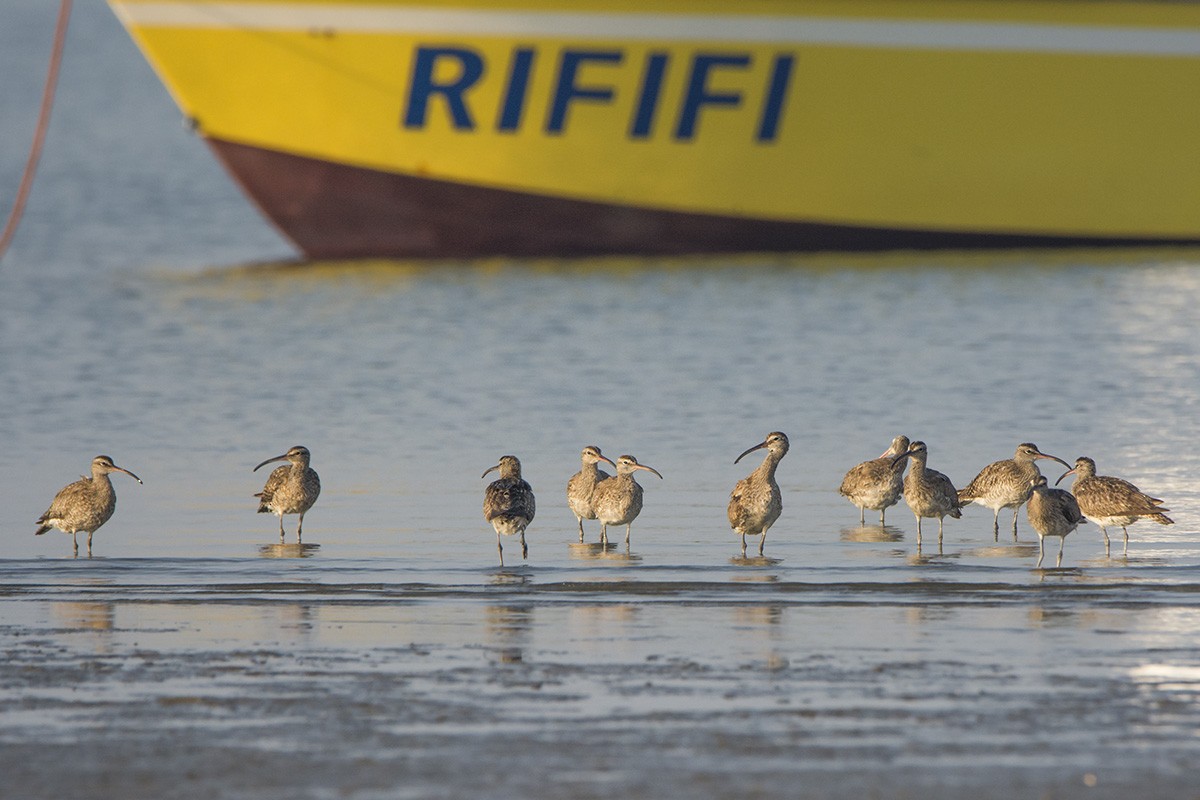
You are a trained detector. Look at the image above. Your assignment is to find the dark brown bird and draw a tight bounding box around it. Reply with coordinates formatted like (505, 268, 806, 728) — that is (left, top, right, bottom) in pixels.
(728, 432, 789, 557)
(592, 454, 662, 547)
(566, 445, 616, 542)
(254, 445, 321, 543)
(1026, 475, 1084, 568)
(35, 455, 143, 556)
(892, 441, 961, 550)
(483, 455, 535, 566)
(838, 435, 909, 525)
(1056, 456, 1173, 556)
(958, 443, 1071, 541)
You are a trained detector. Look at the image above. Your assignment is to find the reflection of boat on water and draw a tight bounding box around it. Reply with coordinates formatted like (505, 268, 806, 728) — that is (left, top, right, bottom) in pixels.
(108, 0, 1200, 260)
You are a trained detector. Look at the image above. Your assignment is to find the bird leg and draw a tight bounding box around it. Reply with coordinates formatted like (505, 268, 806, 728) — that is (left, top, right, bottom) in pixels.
(915, 516, 923, 548)
(520, 530, 528, 560)
(859, 506, 866, 526)
(1101, 527, 1111, 557)
(87, 531, 94, 557)
(577, 518, 584, 543)
(1011, 508, 1020, 541)
(1037, 537, 1045, 569)
(497, 534, 504, 567)
(72, 532, 79, 556)
(740, 532, 748, 558)
(278, 515, 285, 543)
(879, 508, 886, 526)
(297, 513, 304, 543)
(600, 525, 608, 545)
(937, 518, 944, 554)
(624, 524, 632, 547)
(1122, 527, 1129, 557)
(992, 509, 1000, 542)
(1057, 538, 1065, 568)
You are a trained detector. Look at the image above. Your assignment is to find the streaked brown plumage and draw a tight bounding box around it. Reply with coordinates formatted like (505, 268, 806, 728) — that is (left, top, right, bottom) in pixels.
(1027, 475, 1084, 568)
(728, 431, 789, 557)
(483, 455, 535, 566)
(592, 454, 662, 547)
(838, 435, 909, 525)
(958, 443, 1071, 541)
(254, 445, 321, 543)
(566, 445, 616, 542)
(35, 455, 143, 556)
(1056, 456, 1173, 556)
(893, 441, 961, 550)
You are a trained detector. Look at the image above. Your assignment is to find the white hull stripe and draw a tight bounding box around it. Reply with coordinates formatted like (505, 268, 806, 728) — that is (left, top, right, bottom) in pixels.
(110, 2, 1200, 57)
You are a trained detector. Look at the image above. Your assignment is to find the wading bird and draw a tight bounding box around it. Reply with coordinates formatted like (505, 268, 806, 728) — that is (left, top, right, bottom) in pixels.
(1056, 456, 1173, 556)
(254, 445, 321, 542)
(592, 454, 662, 547)
(1026, 475, 1084, 568)
(958, 443, 1071, 540)
(35, 455, 143, 557)
(893, 441, 961, 550)
(728, 432, 789, 557)
(567, 445, 616, 542)
(483, 455, 536, 566)
(838, 435, 909, 525)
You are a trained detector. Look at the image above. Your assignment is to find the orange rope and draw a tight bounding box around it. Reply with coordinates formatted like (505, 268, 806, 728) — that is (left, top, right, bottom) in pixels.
(0, 0, 73, 262)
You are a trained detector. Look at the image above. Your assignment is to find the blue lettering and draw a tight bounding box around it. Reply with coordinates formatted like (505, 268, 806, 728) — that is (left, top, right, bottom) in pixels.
(756, 55, 794, 143)
(546, 50, 622, 135)
(630, 52, 669, 139)
(404, 47, 485, 131)
(675, 54, 750, 140)
(497, 48, 536, 133)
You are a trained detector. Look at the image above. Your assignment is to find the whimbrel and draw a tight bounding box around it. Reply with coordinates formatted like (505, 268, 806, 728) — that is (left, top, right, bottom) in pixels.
(591, 454, 662, 547)
(838, 435, 909, 525)
(1026, 475, 1084, 568)
(254, 445, 321, 543)
(1056, 456, 1173, 556)
(958, 443, 1071, 541)
(483, 455, 536, 566)
(35, 455, 143, 556)
(566, 445, 616, 542)
(892, 441, 961, 550)
(728, 431, 789, 557)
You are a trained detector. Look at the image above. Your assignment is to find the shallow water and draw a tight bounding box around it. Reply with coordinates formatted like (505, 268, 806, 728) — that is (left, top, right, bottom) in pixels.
(3, 2, 1200, 798)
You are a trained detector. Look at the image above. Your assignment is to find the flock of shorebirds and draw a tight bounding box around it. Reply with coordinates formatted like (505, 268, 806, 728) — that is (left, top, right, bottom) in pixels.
(33, 434, 1175, 567)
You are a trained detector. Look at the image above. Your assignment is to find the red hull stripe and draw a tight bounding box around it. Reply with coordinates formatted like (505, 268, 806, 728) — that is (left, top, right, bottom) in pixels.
(208, 138, 1198, 259)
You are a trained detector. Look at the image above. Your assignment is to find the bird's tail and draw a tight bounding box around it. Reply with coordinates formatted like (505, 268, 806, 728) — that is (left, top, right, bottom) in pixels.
(1151, 513, 1174, 526)
(255, 491, 272, 514)
(34, 524, 49, 536)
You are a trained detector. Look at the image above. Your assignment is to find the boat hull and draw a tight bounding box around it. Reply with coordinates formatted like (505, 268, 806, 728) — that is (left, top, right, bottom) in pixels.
(110, 1, 1200, 259)
(210, 137, 1187, 259)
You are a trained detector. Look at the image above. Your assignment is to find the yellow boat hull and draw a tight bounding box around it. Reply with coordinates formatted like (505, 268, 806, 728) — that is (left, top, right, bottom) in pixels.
(110, 0, 1200, 258)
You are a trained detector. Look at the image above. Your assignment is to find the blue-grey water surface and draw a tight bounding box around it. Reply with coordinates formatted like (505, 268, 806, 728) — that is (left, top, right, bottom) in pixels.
(2, 2, 1200, 798)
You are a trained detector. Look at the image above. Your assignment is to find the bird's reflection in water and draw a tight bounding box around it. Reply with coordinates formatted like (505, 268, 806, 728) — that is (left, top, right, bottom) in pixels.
(1034, 566, 1085, 583)
(905, 547, 961, 565)
(840, 524, 905, 543)
(258, 543, 321, 558)
(52, 601, 114, 632)
(51, 602, 116, 654)
(485, 604, 534, 664)
(730, 555, 782, 568)
(567, 542, 643, 563)
(489, 569, 533, 587)
(964, 544, 1040, 560)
